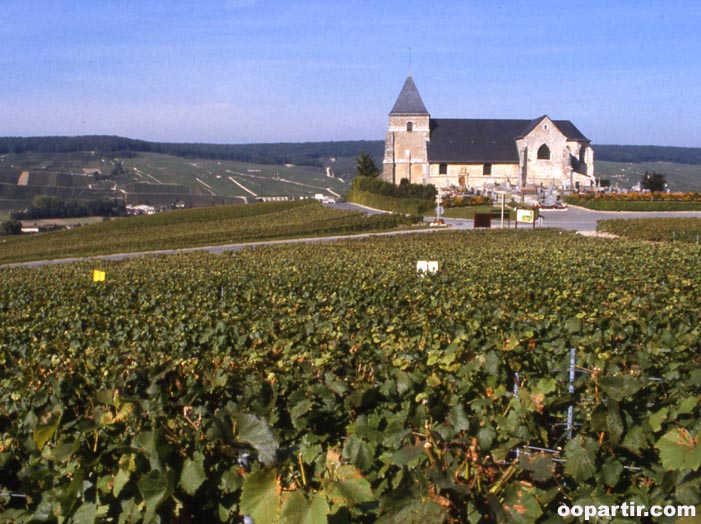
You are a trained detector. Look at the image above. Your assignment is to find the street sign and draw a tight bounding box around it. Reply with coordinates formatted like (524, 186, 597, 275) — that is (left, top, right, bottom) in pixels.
(435, 205, 444, 216)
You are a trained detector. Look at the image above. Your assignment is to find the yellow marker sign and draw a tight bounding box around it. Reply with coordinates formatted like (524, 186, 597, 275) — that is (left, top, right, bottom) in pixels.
(92, 270, 106, 282)
(516, 209, 535, 224)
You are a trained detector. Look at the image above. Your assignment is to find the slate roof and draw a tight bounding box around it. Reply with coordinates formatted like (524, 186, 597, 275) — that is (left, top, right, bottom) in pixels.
(516, 116, 589, 141)
(428, 118, 589, 163)
(548, 120, 589, 142)
(389, 76, 429, 115)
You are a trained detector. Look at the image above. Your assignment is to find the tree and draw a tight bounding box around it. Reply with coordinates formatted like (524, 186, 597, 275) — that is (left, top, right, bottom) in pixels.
(1, 219, 22, 235)
(640, 171, 667, 192)
(355, 152, 380, 178)
(31, 195, 65, 218)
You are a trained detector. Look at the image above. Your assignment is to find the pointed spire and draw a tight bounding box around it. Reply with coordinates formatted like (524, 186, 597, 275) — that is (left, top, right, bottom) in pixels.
(389, 76, 429, 115)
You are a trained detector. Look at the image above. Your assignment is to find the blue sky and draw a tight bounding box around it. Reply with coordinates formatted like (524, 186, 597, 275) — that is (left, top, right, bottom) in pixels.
(1, 1, 700, 146)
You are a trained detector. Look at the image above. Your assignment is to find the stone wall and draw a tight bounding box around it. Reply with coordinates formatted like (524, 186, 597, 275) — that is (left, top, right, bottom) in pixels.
(516, 117, 570, 186)
(382, 115, 430, 185)
(428, 163, 519, 189)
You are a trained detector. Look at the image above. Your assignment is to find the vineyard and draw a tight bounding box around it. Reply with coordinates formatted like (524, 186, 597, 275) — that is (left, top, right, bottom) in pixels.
(1, 230, 700, 523)
(597, 217, 701, 244)
(0, 200, 420, 265)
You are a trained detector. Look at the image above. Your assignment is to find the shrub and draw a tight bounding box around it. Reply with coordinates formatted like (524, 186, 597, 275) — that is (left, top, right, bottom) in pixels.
(0, 219, 22, 235)
(351, 176, 436, 201)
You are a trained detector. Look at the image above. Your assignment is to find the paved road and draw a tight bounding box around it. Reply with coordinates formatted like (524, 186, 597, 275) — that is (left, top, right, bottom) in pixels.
(336, 202, 701, 232)
(2, 226, 448, 269)
(538, 207, 701, 231)
(5, 204, 701, 268)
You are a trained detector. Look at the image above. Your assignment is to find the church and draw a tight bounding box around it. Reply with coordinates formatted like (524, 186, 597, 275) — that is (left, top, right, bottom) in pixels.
(382, 76, 595, 191)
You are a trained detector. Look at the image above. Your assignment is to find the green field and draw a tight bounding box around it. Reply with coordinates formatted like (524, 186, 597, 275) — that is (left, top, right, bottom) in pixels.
(596, 160, 701, 191)
(2, 230, 700, 522)
(0, 200, 419, 265)
(0, 151, 349, 204)
(120, 153, 348, 199)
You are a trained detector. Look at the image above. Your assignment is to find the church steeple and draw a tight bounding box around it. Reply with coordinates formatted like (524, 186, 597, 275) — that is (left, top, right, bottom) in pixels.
(389, 76, 429, 115)
(383, 76, 431, 185)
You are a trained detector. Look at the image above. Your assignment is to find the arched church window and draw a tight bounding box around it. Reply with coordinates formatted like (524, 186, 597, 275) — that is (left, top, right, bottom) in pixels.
(407, 122, 413, 132)
(579, 147, 586, 163)
(537, 144, 551, 160)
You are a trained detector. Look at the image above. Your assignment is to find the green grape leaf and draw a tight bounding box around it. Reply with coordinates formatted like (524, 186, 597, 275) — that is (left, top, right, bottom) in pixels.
(33, 410, 61, 451)
(502, 481, 543, 524)
(137, 469, 173, 523)
(563, 435, 598, 482)
(375, 498, 450, 524)
(71, 502, 97, 524)
(598, 375, 642, 401)
(180, 455, 206, 496)
(657, 428, 701, 471)
(280, 491, 329, 524)
(236, 413, 279, 466)
(325, 465, 374, 507)
(240, 468, 280, 524)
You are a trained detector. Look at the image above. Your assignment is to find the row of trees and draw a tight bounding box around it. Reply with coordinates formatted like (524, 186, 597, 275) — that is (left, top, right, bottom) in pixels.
(11, 195, 127, 220)
(3, 136, 701, 166)
(0, 136, 386, 168)
(595, 145, 701, 165)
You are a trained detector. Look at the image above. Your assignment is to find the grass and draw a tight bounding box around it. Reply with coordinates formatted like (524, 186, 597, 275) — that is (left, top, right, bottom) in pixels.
(566, 199, 701, 211)
(0, 200, 421, 265)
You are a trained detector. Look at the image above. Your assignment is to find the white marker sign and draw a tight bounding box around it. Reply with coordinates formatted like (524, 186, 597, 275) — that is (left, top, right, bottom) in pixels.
(416, 261, 439, 274)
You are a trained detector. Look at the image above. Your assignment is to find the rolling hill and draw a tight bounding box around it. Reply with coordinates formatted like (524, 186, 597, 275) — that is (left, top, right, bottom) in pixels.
(1, 136, 700, 217)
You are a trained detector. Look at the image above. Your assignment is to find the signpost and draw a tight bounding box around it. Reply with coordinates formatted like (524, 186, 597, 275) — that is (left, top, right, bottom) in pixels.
(493, 191, 507, 228)
(435, 194, 444, 222)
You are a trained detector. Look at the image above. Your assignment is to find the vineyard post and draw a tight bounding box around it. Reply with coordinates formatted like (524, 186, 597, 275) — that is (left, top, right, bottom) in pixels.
(566, 348, 576, 441)
(500, 193, 505, 229)
(513, 372, 521, 460)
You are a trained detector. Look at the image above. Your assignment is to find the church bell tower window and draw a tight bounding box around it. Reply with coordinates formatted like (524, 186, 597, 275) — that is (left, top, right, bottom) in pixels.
(407, 121, 413, 132)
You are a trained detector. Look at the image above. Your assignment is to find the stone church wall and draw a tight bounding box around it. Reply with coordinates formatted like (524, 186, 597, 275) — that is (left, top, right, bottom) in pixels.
(429, 163, 519, 188)
(516, 117, 571, 187)
(383, 115, 430, 184)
